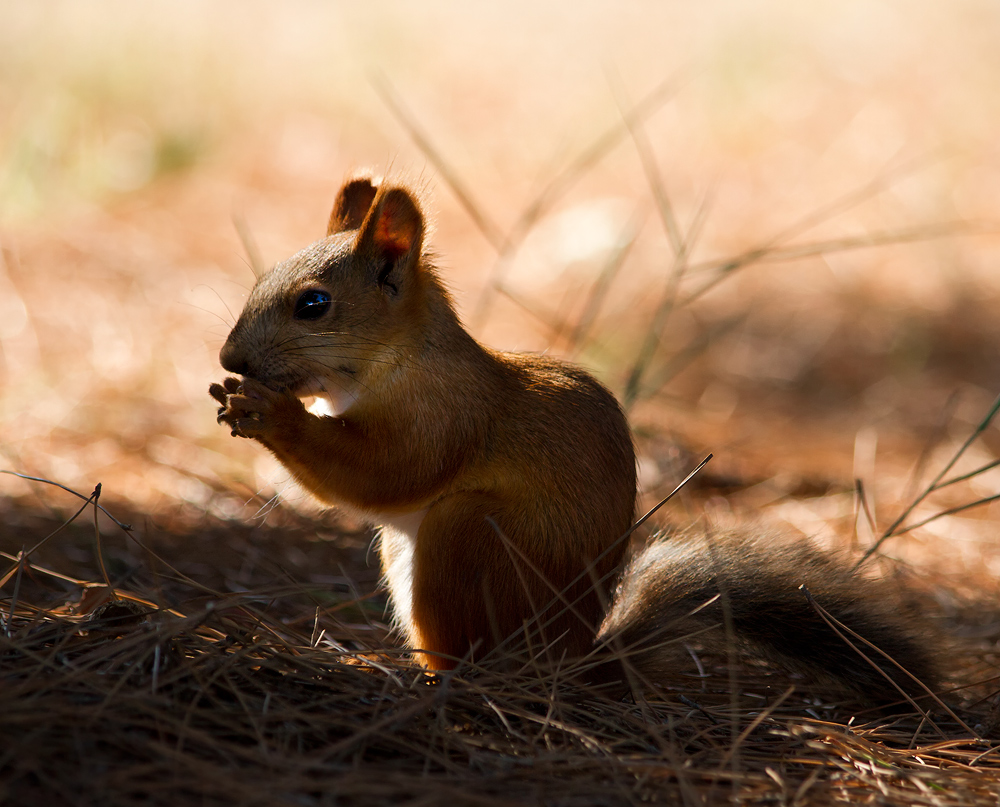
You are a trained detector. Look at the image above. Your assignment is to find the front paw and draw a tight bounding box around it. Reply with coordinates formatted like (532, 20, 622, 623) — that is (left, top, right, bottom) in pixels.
(209, 377, 297, 440)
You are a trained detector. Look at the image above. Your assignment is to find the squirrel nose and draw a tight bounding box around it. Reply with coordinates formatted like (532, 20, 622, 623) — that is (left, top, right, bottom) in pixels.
(219, 340, 249, 376)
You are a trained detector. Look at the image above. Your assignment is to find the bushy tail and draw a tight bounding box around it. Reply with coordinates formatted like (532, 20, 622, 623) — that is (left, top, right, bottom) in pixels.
(596, 529, 936, 708)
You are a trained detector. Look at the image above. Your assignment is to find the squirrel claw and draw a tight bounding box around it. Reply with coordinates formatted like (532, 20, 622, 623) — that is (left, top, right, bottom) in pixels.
(225, 417, 265, 439)
(209, 382, 231, 406)
(212, 376, 294, 440)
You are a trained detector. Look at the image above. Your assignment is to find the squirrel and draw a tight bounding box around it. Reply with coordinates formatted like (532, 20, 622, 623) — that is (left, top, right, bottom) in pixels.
(210, 174, 936, 707)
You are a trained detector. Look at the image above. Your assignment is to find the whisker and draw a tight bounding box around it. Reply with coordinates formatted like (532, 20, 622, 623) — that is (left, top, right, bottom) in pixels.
(285, 353, 449, 380)
(274, 329, 403, 350)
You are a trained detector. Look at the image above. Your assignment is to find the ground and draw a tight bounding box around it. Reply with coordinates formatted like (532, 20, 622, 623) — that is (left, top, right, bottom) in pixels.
(2, 2, 1000, 804)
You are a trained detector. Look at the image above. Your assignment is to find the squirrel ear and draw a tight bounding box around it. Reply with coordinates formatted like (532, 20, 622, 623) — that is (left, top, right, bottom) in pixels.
(328, 176, 379, 235)
(356, 187, 424, 282)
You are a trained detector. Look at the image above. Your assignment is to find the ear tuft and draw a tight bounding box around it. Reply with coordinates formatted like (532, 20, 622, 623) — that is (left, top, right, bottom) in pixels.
(328, 175, 379, 235)
(371, 188, 423, 259)
(357, 186, 425, 268)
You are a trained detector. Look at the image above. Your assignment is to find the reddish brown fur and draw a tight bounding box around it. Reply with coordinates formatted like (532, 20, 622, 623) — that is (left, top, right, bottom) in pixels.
(212, 177, 636, 669)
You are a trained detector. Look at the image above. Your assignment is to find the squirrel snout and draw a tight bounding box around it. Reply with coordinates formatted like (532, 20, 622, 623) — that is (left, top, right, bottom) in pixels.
(219, 340, 250, 377)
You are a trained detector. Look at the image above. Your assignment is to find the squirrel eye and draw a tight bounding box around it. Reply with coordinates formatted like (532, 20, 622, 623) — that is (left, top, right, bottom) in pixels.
(293, 289, 332, 320)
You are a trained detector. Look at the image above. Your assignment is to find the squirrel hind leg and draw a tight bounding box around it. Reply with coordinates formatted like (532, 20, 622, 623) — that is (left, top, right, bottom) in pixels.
(402, 492, 610, 672)
(597, 529, 937, 709)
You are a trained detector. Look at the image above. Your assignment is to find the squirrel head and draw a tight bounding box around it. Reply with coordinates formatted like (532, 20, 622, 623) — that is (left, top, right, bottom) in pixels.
(219, 175, 432, 413)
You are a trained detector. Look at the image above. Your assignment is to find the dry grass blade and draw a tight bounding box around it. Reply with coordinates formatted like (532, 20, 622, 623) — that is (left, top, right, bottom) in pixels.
(0, 489, 97, 589)
(681, 221, 996, 311)
(622, 254, 692, 409)
(617, 112, 714, 406)
(858, 391, 1000, 566)
(90, 483, 118, 601)
(1, 470, 134, 532)
(679, 155, 983, 311)
(801, 586, 973, 736)
(900, 391, 963, 508)
(710, 220, 996, 268)
(853, 479, 878, 549)
(486, 454, 715, 663)
(373, 73, 505, 252)
(564, 207, 646, 356)
(491, 282, 578, 342)
(607, 70, 684, 257)
(470, 73, 683, 325)
(934, 459, 1000, 491)
(890, 494, 1000, 539)
(232, 210, 266, 279)
(3, 525, 999, 805)
(635, 312, 744, 403)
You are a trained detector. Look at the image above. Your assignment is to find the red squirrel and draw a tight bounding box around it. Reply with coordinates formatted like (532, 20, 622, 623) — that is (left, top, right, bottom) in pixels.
(211, 175, 935, 705)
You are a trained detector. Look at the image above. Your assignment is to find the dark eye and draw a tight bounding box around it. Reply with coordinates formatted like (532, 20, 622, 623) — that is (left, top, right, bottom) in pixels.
(293, 289, 332, 320)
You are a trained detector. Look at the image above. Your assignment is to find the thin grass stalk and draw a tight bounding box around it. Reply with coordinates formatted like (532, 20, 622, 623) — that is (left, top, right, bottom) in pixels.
(858, 391, 1000, 566)
(372, 74, 505, 252)
(472, 74, 683, 326)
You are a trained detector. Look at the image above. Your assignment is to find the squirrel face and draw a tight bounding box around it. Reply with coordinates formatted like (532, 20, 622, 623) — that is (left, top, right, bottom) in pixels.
(219, 178, 428, 414)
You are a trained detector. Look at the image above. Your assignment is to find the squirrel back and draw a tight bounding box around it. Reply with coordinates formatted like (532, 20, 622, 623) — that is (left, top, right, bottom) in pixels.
(212, 175, 936, 707)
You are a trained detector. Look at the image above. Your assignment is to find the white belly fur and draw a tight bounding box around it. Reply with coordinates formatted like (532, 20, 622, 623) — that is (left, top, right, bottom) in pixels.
(376, 509, 427, 640)
(303, 383, 359, 418)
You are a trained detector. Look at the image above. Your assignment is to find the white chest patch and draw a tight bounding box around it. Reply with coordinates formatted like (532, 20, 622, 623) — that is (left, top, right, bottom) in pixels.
(376, 509, 427, 641)
(300, 377, 361, 419)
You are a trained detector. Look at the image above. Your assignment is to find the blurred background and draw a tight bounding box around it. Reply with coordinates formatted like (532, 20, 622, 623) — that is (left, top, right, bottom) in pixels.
(2, 0, 1000, 590)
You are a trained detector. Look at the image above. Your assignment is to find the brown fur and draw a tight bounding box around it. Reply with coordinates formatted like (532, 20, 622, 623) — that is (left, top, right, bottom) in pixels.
(212, 177, 635, 668)
(211, 175, 935, 705)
